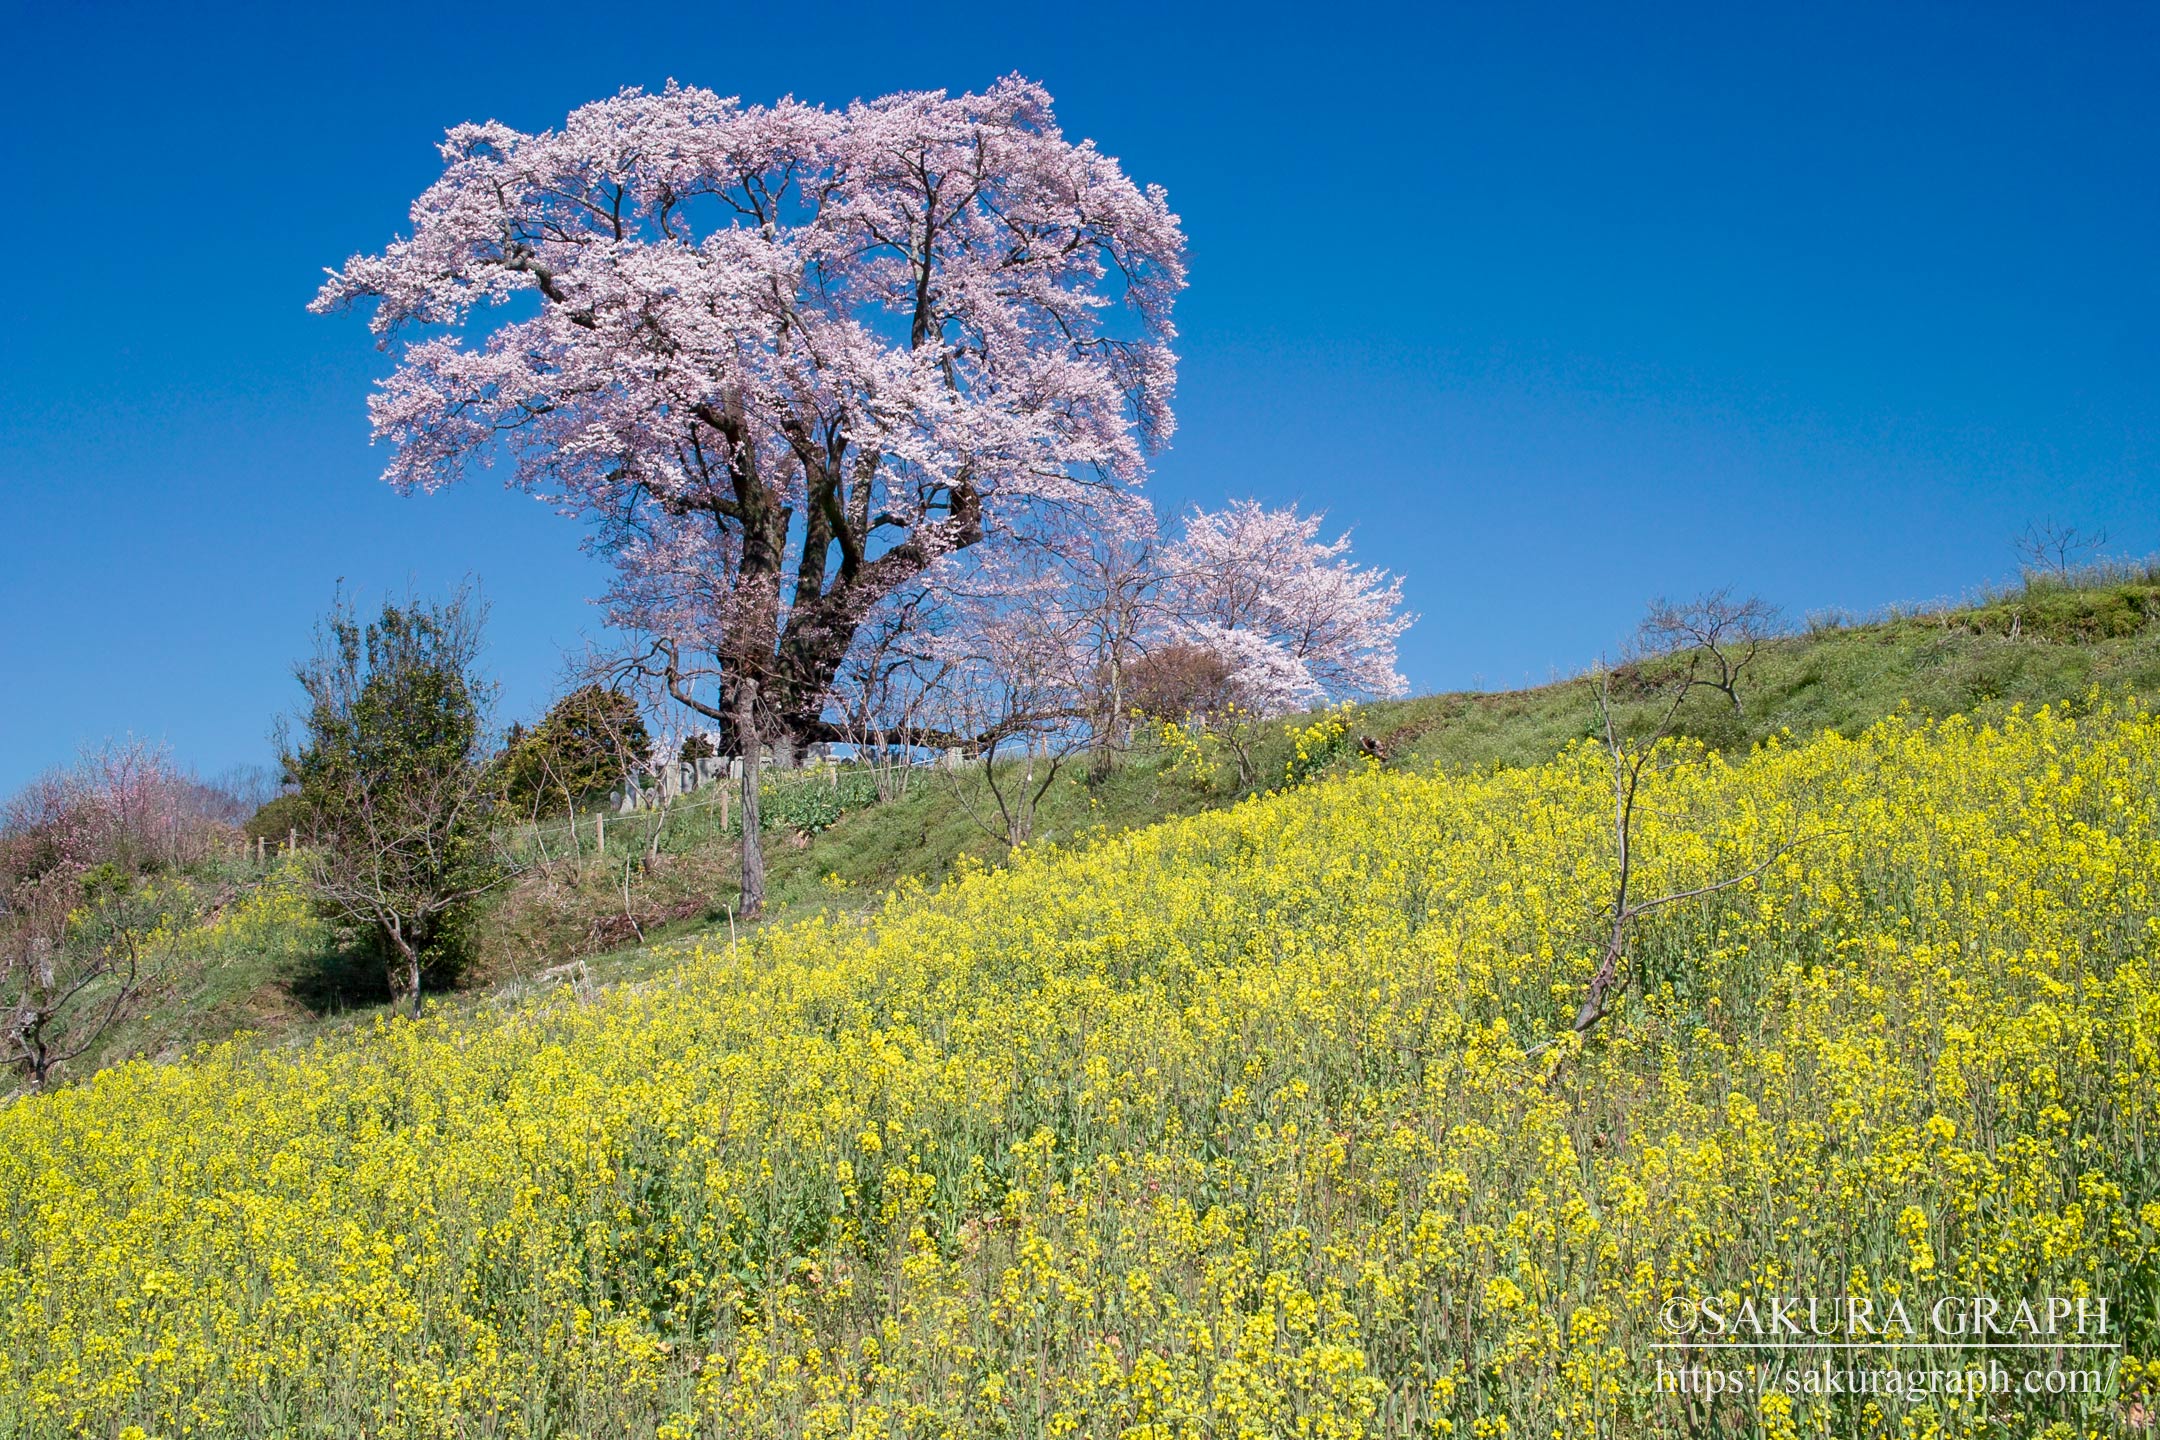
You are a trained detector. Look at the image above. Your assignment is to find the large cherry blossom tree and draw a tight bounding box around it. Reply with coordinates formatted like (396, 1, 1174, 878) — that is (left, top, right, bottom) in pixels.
(315, 76, 1184, 759)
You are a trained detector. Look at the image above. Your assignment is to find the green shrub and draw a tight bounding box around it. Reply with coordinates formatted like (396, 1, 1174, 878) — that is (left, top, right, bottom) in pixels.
(492, 686, 652, 817)
(242, 793, 311, 846)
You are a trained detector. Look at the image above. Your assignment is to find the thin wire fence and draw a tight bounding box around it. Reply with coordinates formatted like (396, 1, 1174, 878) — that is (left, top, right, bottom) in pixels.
(501, 760, 908, 865)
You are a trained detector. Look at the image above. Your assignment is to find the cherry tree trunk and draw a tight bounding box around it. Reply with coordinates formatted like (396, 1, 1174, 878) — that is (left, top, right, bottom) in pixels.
(735, 679, 765, 920)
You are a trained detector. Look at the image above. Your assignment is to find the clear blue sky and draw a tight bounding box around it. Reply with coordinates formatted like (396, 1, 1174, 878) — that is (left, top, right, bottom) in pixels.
(2, 1, 2154, 794)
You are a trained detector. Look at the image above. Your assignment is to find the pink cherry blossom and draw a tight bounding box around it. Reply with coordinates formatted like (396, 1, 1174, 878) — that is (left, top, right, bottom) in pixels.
(1161, 500, 1414, 713)
(316, 76, 1185, 751)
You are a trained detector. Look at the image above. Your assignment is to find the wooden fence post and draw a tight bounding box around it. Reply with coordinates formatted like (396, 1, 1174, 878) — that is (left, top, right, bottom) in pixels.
(596, 814, 605, 855)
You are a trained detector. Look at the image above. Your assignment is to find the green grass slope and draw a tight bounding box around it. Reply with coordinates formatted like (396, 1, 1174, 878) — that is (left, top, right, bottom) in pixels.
(56, 566, 2160, 1079)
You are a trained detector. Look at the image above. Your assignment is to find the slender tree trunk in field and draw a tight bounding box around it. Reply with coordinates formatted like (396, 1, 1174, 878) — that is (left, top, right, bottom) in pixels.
(390, 928, 423, 1018)
(736, 678, 766, 920)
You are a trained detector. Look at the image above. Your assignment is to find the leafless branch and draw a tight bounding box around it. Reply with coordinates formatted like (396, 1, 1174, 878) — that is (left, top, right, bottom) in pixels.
(2014, 518, 2108, 579)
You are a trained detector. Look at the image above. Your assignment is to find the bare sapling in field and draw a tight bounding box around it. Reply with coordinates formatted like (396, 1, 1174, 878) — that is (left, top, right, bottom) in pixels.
(497, 680, 654, 883)
(935, 583, 1090, 850)
(1635, 588, 1779, 717)
(1551, 592, 1818, 1057)
(2015, 518, 2109, 579)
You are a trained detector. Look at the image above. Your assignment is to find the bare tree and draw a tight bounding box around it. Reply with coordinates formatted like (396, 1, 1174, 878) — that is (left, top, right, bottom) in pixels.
(2015, 519, 2109, 579)
(541, 741, 587, 873)
(534, 654, 712, 947)
(1, 870, 158, 1091)
(934, 592, 1089, 849)
(1635, 589, 1781, 717)
(1123, 644, 1269, 789)
(950, 728, 1082, 852)
(1124, 642, 1239, 728)
(1067, 524, 1162, 780)
(828, 590, 951, 803)
(1559, 639, 1820, 1053)
(494, 683, 653, 838)
(201, 763, 284, 829)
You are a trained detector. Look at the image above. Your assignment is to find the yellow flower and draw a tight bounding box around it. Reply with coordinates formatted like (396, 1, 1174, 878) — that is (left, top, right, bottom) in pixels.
(1, 697, 2152, 1436)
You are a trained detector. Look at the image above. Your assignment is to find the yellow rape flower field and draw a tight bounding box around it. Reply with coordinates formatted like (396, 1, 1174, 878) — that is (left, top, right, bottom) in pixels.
(3, 700, 2156, 1439)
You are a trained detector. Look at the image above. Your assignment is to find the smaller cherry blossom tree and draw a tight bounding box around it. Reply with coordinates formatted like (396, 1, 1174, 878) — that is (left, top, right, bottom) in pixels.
(1159, 500, 1413, 715)
(896, 493, 1415, 821)
(0, 741, 231, 882)
(0, 743, 214, 1091)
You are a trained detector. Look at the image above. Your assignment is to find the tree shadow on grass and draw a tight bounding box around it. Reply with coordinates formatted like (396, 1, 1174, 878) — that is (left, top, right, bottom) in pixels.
(282, 936, 396, 1017)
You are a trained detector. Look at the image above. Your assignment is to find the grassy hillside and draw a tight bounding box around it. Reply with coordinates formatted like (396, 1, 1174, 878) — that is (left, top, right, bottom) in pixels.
(1363, 566, 2160, 775)
(54, 566, 2160, 1075)
(4, 692, 2153, 1437)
